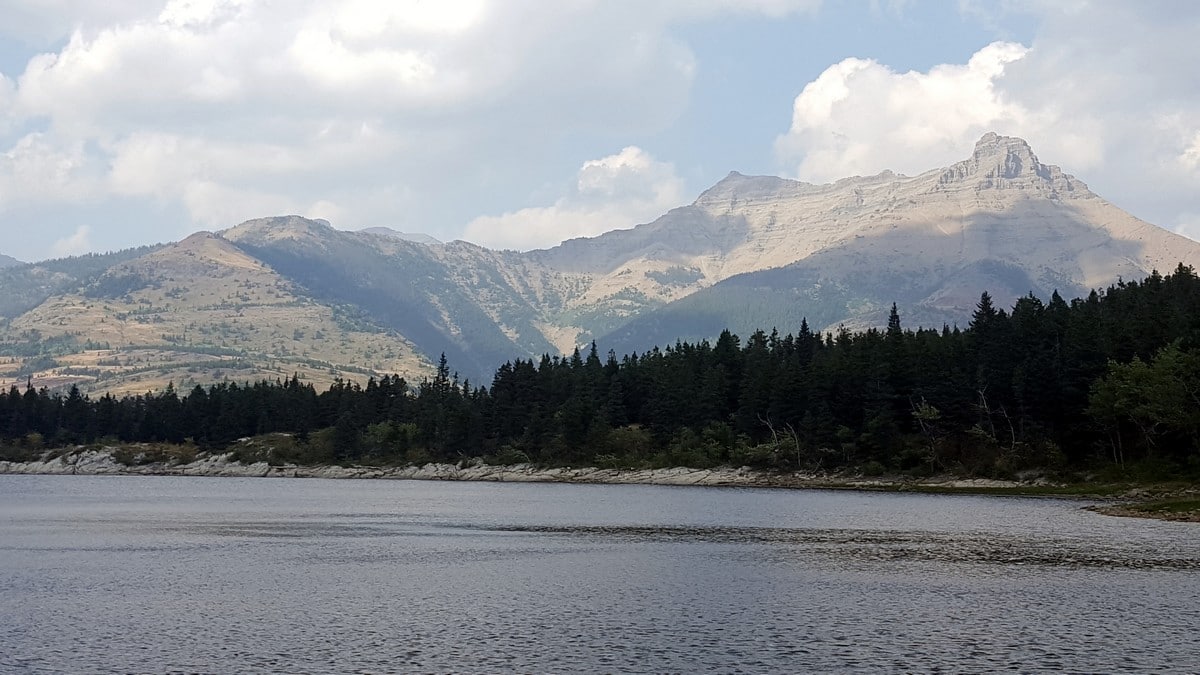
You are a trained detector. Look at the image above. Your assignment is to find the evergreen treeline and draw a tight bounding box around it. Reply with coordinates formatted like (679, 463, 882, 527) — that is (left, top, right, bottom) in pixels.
(4, 265, 1200, 477)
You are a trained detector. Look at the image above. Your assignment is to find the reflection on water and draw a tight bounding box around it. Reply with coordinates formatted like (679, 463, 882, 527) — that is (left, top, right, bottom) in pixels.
(1, 475, 1199, 673)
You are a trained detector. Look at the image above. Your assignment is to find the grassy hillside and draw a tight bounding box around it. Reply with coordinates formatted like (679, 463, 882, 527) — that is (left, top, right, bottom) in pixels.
(0, 232, 432, 395)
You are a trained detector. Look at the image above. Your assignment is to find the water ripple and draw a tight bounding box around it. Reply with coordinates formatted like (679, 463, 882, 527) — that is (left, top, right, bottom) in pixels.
(3, 475, 1200, 673)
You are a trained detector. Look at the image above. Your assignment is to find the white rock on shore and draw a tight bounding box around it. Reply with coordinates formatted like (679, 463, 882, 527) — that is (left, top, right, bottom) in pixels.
(0, 448, 1028, 490)
(0, 448, 811, 487)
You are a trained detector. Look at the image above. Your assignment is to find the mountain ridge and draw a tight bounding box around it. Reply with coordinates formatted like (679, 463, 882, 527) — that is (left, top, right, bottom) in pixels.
(3, 132, 1198, 393)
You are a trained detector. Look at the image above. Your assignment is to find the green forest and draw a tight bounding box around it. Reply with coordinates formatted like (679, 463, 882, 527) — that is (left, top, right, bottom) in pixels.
(4, 264, 1200, 479)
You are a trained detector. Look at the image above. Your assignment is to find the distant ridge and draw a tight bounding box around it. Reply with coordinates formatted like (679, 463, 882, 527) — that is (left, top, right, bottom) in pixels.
(359, 227, 442, 246)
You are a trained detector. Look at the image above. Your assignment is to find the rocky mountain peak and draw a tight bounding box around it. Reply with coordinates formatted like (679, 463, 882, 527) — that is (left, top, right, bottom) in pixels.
(936, 132, 1088, 196)
(972, 132, 1040, 177)
(694, 171, 802, 207)
(178, 230, 219, 246)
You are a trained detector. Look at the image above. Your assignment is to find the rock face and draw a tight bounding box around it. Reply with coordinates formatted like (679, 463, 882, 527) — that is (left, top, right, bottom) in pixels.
(3, 133, 1199, 389)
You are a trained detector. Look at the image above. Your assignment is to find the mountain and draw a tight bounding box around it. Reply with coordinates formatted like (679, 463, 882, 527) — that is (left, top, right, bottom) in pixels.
(224, 216, 564, 379)
(2, 133, 1198, 393)
(1, 231, 431, 395)
(595, 132, 1200, 350)
(0, 254, 22, 269)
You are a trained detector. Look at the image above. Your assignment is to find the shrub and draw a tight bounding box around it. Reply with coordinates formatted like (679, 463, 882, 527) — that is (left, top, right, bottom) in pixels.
(729, 441, 794, 469)
(404, 447, 433, 466)
(490, 445, 531, 466)
(860, 460, 887, 477)
(603, 425, 655, 461)
(592, 453, 624, 469)
(0, 444, 36, 462)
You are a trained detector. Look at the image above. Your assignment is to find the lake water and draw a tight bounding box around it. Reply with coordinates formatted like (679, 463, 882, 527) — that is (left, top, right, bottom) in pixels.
(1, 476, 1199, 673)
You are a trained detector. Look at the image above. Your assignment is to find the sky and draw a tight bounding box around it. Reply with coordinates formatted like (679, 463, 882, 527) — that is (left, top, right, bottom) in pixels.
(0, 0, 1198, 262)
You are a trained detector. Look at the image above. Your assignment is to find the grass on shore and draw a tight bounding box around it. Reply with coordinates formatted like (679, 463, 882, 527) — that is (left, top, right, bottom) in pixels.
(1089, 499, 1200, 522)
(1124, 499, 1200, 515)
(895, 482, 1187, 498)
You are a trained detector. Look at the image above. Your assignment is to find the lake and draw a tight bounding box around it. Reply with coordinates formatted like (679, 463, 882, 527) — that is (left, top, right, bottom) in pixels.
(1, 475, 1198, 673)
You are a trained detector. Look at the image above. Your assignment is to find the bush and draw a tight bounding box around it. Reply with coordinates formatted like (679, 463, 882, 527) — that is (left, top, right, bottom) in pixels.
(490, 445, 531, 466)
(665, 428, 724, 469)
(0, 444, 36, 462)
(603, 425, 655, 462)
(361, 421, 420, 459)
(729, 442, 777, 469)
(404, 447, 433, 466)
(860, 460, 887, 477)
(592, 453, 624, 469)
(301, 428, 338, 464)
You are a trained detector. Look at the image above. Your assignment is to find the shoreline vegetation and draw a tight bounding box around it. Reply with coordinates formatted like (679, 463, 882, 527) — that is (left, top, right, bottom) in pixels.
(2, 444, 1197, 522)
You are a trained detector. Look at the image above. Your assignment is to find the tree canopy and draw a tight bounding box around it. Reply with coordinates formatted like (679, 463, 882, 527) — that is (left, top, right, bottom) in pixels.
(5, 264, 1200, 478)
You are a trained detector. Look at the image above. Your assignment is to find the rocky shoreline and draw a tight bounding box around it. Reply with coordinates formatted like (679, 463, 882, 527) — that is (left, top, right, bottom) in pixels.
(0, 447, 1023, 490)
(7, 448, 1200, 524)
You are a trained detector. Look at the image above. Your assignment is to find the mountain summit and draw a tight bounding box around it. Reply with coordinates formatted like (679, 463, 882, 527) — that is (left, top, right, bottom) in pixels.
(935, 132, 1082, 196)
(2, 133, 1198, 392)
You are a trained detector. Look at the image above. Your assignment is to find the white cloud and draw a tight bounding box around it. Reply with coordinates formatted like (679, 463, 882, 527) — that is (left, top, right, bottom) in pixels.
(5, 0, 1198, 260)
(321, 0, 487, 38)
(0, 1, 166, 45)
(776, 1, 1200, 236)
(1181, 132, 1200, 172)
(103, 130, 405, 227)
(157, 0, 249, 30)
(775, 41, 1031, 183)
(652, 0, 819, 19)
(0, 72, 13, 134)
(1175, 215, 1200, 243)
(0, 132, 101, 207)
(50, 224, 92, 257)
(462, 147, 686, 250)
(0, 0, 817, 257)
(8, 1, 758, 131)
(180, 181, 299, 229)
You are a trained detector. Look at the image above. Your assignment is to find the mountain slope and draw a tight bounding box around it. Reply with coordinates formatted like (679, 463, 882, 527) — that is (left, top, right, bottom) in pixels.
(1, 231, 432, 395)
(224, 216, 571, 380)
(0, 246, 164, 320)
